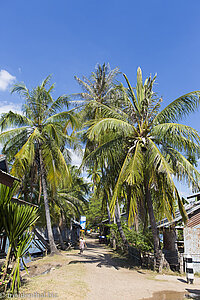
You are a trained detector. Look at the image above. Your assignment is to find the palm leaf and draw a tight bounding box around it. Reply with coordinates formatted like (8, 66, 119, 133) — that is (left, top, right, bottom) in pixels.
(154, 91, 200, 124)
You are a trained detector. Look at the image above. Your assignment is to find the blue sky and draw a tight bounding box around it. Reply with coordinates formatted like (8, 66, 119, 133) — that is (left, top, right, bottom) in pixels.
(1, 0, 200, 197)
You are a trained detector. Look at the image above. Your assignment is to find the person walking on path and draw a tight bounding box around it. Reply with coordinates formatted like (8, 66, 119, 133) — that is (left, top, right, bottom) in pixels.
(79, 236, 87, 254)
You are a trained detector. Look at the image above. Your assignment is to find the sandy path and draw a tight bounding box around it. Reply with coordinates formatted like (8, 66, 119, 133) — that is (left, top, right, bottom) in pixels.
(21, 238, 200, 299)
(67, 237, 200, 300)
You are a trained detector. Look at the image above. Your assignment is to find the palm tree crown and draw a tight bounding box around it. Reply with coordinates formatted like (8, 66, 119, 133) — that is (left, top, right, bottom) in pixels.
(84, 67, 200, 266)
(0, 76, 75, 189)
(0, 76, 76, 253)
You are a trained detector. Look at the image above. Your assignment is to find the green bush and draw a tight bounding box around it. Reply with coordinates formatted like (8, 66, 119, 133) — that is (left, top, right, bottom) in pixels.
(106, 223, 154, 253)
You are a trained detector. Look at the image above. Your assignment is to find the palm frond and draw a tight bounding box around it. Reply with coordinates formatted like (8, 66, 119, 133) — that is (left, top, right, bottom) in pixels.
(87, 118, 136, 142)
(154, 91, 200, 124)
(11, 128, 40, 178)
(45, 111, 78, 129)
(0, 111, 33, 131)
(42, 138, 71, 191)
(152, 123, 200, 154)
(164, 146, 200, 191)
(11, 83, 30, 99)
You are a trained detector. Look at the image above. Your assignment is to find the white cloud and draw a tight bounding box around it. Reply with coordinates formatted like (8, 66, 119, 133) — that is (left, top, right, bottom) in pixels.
(0, 70, 16, 91)
(0, 103, 22, 115)
(70, 150, 91, 183)
(70, 151, 83, 167)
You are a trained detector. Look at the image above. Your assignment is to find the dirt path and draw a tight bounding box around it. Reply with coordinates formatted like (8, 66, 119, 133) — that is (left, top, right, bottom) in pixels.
(67, 238, 200, 300)
(21, 237, 200, 299)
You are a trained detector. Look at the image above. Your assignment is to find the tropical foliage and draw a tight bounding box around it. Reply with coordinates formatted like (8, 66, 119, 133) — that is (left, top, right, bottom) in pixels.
(75, 64, 131, 247)
(0, 76, 76, 253)
(107, 223, 153, 253)
(0, 183, 39, 293)
(0, 62, 200, 289)
(82, 67, 200, 268)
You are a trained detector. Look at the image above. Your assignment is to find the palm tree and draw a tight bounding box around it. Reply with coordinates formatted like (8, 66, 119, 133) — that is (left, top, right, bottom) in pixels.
(0, 76, 76, 254)
(84, 67, 200, 269)
(74, 63, 119, 113)
(75, 64, 127, 239)
(55, 166, 89, 247)
(56, 165, 89, 219)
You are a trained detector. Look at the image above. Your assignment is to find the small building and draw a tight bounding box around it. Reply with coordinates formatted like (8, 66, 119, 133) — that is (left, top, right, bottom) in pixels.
(158, 194, 200, 272)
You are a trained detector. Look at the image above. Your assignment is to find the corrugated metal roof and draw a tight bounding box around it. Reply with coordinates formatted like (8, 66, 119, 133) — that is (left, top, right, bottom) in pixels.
(158, 200, 200, 228)
(102, 212, 127, 223)
(0, 169, 20, 187)
(187, 192, 200, 200)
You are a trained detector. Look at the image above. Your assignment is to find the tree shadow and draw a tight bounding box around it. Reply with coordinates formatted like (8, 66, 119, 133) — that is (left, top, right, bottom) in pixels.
(137, 270, 146, 274)
(68, 239, 139, 271)
(185, 289, 200, 299)
(69, 251, 137, 270)
(177, 278, 187, 283)
(68, 253, 120, 270)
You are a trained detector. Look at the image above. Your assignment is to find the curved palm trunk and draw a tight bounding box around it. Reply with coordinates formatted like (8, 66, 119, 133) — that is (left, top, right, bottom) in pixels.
(39, 151, 58, 254)
(115, 200, 129, 251)
(145, 183, 162, 271)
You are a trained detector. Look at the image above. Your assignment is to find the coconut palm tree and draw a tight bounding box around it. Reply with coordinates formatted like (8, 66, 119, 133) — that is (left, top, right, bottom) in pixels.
(0, 76, 76, 254)
(75, 64, 129, 243)
(56, 165, 89, 221)
(74, 63, 119, 113)
(84, 67, 200, 269)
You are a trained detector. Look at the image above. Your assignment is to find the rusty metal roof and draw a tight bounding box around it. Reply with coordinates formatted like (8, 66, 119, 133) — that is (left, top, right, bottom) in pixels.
(187, 211, 200, 228)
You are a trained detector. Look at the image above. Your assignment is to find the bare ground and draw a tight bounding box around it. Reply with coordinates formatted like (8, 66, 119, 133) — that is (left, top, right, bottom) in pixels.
(19, 237, 200, 299)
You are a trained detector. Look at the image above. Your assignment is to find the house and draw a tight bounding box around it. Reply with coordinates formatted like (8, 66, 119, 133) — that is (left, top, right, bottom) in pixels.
(158, 194, 200, 272)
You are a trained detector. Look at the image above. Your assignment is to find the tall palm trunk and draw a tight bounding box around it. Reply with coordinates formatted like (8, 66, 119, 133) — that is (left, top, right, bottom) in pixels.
(39, 150, 58, 254)
(126, 185, 139, 231)
(105, 192, 111, 224)
(105, 192, 116, 248)
(126, 185, 131, 222)
(145, 182, 161, 271)
(115, 200, 129, 251)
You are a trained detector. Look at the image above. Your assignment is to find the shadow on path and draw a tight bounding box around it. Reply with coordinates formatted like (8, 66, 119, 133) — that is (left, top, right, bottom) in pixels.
(185, 289, 200, 300)
(177, 278, 187, 283)
(68, 240, 135, 271)
(68, 253, 120, 270)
